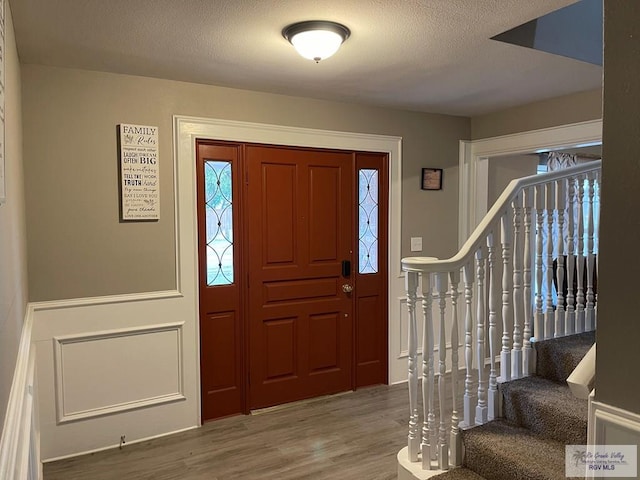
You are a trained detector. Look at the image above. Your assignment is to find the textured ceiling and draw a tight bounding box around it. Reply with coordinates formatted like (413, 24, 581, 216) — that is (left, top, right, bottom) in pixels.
(10, 0, 603, 116)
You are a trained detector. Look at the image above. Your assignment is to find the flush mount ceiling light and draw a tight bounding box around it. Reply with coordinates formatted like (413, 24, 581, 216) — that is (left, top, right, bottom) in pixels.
(282, 21, 351, 63)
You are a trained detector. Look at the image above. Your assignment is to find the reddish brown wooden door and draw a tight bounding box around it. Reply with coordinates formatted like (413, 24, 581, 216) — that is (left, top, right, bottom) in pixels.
(197, 141, 389, 421)
(196, 142, 245, 420)
(245, 145, 355, 409)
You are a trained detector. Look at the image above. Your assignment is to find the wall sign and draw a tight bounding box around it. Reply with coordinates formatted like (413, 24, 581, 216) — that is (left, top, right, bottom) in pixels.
(119, 124, 159, 220)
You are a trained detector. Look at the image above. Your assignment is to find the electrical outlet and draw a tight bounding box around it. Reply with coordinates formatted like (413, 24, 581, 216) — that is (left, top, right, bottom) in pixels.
(410, 237, 423, 252)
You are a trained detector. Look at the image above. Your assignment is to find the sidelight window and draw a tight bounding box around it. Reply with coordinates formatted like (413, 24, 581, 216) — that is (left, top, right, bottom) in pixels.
(358, 169, 379, 274)
(204, 160, 234, 285)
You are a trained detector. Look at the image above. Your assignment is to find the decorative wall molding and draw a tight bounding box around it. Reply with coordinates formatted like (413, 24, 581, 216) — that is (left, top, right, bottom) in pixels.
(589, 398, 640, 446)
(53, 322, 186, 423)
(0, 305, 40, 480)
(31, 290, 182, 312)
(458, 119, 603, 246)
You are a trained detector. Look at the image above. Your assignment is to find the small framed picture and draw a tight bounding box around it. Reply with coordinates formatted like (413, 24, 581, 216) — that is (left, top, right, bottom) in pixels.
(421, 168, 443, 190)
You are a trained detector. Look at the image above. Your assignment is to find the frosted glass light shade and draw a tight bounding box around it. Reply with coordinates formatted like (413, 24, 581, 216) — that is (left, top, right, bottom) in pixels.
(283, 21, 350, 63)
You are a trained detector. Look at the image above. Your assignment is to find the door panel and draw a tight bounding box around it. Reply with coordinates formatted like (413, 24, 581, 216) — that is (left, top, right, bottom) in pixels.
(355, 153, 389, 387)
(247, 145, 354, 409)
(196, 142, 245, 421)
(263, 164, 297, 265)
(309, 166, 340, 262)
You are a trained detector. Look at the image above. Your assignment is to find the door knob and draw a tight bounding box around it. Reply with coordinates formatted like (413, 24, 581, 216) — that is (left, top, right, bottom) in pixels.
(342, 284, 353, 293)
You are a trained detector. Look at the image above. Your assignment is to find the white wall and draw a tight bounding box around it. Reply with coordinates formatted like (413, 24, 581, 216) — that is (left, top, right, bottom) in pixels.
(0, 2, 27, 436)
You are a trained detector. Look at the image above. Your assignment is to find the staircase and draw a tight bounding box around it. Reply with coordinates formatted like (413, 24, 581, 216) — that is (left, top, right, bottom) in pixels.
(434, 331, 594, 480)
(397, 161, 601, 479)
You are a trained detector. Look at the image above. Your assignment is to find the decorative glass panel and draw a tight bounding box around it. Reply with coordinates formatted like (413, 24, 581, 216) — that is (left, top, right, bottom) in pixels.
(358, 169, 379, 274)
(204, 161, 234, 285)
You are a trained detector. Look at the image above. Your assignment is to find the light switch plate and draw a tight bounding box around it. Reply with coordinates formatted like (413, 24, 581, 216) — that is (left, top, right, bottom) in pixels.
(410, 237, 423, 252)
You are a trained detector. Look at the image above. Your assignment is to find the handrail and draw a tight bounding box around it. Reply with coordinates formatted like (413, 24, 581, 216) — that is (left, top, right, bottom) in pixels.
(402, 160, 602, 272)
(400, 159, 601, 472)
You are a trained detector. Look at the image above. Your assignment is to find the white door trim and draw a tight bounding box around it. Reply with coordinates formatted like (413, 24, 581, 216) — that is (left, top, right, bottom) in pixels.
(173, 116, 403, 406)
(458, 119, 603, 246)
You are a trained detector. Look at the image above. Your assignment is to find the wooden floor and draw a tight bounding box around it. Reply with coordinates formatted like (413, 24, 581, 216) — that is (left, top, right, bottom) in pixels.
(44, 384, 410, 480)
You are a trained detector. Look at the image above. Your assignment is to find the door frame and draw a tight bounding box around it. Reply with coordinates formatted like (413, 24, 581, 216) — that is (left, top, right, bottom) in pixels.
(174, 116, 402, 423)
(458, 119, 603, 247)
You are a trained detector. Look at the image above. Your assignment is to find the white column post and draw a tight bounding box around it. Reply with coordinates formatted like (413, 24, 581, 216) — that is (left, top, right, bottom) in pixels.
(534, 185, 545, 341)
(566, 177, 576, 335)
(545, 181, 556, 339)
(421, 272, 436, 468)
(512, 193, 524, 379)
(500, 211, 513, 382)
(576, 175, 586, 333)
(523, 187, 534, 374)
(475, 247, 488, 425)
(449, 270, 462, 468)
(462, 262, 476, 428)
(555, 178, 567, 337)
(436, 273, 449, 470)
(406, 271, 420, 462)
(487, 232, 499, 419)
(585, 173, 596, 331)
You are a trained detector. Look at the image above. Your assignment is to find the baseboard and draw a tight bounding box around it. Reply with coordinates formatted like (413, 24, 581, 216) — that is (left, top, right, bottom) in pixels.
(42, 425, 199, 463)
(0, 305, 41, 480)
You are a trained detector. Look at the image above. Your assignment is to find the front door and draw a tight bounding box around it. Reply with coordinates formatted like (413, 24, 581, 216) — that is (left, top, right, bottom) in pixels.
(245, 145, 354, 409)
(196, 141, 388, 421)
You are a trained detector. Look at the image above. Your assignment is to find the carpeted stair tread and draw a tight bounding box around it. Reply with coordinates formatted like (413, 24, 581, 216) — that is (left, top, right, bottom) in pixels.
(462, 419, 567, 480)
(432, 467, 487, 479)
(501, 376, 588, 445)
(534, 331, 595, 382)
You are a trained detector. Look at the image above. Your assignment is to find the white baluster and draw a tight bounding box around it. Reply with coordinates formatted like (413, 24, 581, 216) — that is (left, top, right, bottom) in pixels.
(545, 182, 556, 339)
(406, 271, 420, 462)
(421, 273, 436, 468)
(475, 247, 488, 425)
(500, 212, 513, 382)
(449, 270, 462, 468)
(585, 173, 596, 331)
(555, 178, 566, 337)
(512, 193, 524, 379)
(462, 262, 476, 428)
(566, 178, 576, 335)
(436, 273, 449, 470)
(523, 187, 534, 374)
(534, 185, 545, 341)
(576, 175, 586, 333)
(486, 232, 499, 419)
(593, 174, 600, 327)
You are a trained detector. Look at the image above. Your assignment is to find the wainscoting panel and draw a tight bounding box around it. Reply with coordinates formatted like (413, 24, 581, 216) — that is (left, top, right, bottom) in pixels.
(32, 292, 199, 461)
(589, 399, 640, 446)
(54, 323, 185, 423)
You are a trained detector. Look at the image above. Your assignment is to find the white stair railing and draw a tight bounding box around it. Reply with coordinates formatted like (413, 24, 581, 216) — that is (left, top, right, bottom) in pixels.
(402, 160, 601, 471)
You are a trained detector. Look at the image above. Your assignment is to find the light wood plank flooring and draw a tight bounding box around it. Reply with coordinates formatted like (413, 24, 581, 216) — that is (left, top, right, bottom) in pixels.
(44, 384, 411, 480)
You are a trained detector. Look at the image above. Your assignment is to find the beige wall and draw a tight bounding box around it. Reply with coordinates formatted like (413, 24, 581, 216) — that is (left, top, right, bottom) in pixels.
(596, 1, 640, 416)
(471, 88, 602, 140)
(0, 4, 27, 432)
(22, 65, 469, 301)
(487, 154, 539, 207)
